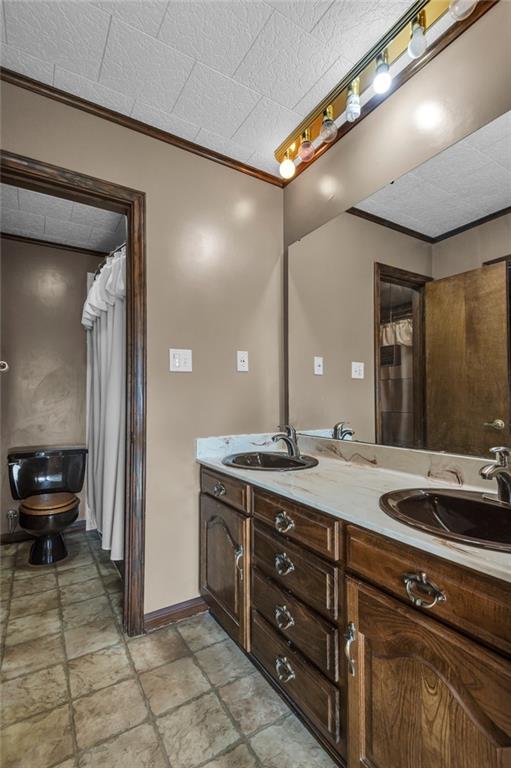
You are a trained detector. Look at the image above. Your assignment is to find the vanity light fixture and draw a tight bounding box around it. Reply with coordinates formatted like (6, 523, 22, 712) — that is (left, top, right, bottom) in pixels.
(346, 78, 361, 123)
(298, 129, 315, 162)
(449, 0, 478, 21)
(373, 49, 392, 94)
(279, 150, 296, 180)
(319, 105, 338, 144)
(408, 11, 428, 59)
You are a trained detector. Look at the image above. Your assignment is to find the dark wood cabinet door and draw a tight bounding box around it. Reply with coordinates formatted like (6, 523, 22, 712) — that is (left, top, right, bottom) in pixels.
(346, 577, 511, 768)
(199, 494, 250, 649)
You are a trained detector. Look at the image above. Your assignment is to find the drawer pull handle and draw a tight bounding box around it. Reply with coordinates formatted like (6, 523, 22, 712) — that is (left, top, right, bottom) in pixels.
(213, 482, 226, 498)
(274, 604, 295, 630)
(275, 552, 295, 576)
(344, 622, 356, 677)
(235, 546, 244, 582)
(403, 572, 446, 609)
(275, 655, 295, 683)
(275, 511, 295, 533)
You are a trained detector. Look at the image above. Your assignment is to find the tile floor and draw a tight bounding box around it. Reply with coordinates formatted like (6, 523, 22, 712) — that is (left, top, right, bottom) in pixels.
(0, 530, 336, 768)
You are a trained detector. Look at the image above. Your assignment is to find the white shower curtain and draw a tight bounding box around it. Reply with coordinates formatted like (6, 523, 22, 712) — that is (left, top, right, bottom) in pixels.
(82, 246, 126, 561)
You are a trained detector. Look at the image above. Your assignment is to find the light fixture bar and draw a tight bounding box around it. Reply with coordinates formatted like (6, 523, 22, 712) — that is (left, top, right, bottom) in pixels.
(274, 0, 449, 164)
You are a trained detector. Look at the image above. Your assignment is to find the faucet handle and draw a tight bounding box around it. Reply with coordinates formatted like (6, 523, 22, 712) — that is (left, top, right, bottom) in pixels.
(490, 447, 511, 467)
(278, 425, 296, 439)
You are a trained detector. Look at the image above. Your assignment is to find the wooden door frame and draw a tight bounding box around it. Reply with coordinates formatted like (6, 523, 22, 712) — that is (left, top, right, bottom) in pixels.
(1, 150, 146, 636)
(374, 262, 432, 449)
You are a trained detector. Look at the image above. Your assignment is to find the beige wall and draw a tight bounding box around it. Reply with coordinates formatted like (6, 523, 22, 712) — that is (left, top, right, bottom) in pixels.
(284, 2, 511, 247)
(288, 212, 431, 440)
(0, 82, 283, 612)
(432, 213, 511, 279)
(0, 238, 101, 533)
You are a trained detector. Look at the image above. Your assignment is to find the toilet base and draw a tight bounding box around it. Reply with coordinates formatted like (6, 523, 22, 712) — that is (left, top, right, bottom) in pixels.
(29, 533, 68, 565)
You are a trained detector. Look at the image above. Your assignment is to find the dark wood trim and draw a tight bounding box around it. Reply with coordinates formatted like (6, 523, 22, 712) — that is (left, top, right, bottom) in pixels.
(1, 150, 147, 637)
(1, 232, 107, 258)
(374, 263, 433, 449)
(144, 597, 208, 633)
(347, 207, 434, 243)
(1, 518, 86, 545)
(283, 0, 499, 185)
(431, 206, 511, 242)
(0, 68, 283, 189)
(283, 246, 290, 424)
(483, 254, 511, 266)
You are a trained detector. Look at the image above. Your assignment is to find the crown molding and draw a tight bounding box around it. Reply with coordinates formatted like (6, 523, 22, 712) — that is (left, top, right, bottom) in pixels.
(1, 231, 108, 257)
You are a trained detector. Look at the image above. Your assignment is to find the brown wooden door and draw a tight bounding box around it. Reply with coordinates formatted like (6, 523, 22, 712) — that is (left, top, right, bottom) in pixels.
(199, 493, 250, 649)
(346, 577, 511, 768)
(425, 262, 510, 456)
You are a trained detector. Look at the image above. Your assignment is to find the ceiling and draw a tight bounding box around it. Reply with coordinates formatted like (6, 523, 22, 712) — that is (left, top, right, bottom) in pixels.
(1, 184, 127, 252)
(0, 0, 417, 176)
(354, 110, 511, 239)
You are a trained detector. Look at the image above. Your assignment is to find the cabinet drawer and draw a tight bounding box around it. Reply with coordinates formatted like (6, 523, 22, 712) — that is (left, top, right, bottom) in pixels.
(254, 489, 341, 561)
(201, 468, 250, 514)
(346, 525, 511, 656)
(253, 523, 340, 622)
(251, 610, 341, 745)
(253, 568, 339, 682)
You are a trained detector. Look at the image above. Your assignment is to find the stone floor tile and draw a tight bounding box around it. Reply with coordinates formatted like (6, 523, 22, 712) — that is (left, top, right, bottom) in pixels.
(103, 573, 122, 593)
(5, 607, 61, 646)
(57, 550, 94, 572)
(54, 760, 77, 768)
(195, 638, 253, 687)
(177, 612, 226, 652)
(1, 633, 65, 680)
(108, 590, 123, 621)
(140, 656, 210, 715)
(1, 544, 19, 557)
(73, 678, 148, 750)
(203, 744, 258, 768)
(78, 722, 167, 768)
(0, 704, 73, 768)
(96, 560, 116, 577)
(60, 577, 105, 605)
(0, 600, 10, 624)
(68, 643, 133, 698)
(9, 588, 59, 618)
(128, 625, 189, 673)
(219, 672, 289, 735)
(62, 594, 113, 630)
(0, 555, 16, 571)
(250, 715, 337, 768)
(157, 691, 239, 768)
(11, 571, 57, 597)
(58, 563, 99, 587)
(64, 616, 120, 660)
(0, 664, 68, 726)
(13, 558, 55, 578)
(1, 570, 13, 591)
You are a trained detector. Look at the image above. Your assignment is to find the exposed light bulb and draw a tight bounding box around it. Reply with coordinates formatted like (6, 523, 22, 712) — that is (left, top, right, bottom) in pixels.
(373, 50, 392, 95)
(408, 14, 427, 59)
(346, 78, 361, 123)
(298, 129, 315, 162)
(319, 105, 337, 144)
(449, 0, 478, 20)
(279, 150, 296, 180)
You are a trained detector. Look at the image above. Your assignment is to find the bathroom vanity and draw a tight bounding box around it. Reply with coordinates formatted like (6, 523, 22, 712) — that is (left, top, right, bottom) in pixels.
(198, 455, 511, 768)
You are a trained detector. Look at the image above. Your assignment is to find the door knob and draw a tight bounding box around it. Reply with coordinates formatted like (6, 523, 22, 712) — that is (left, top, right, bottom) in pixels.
(0, 361, 9, 372)
(484, 419, 505, 431)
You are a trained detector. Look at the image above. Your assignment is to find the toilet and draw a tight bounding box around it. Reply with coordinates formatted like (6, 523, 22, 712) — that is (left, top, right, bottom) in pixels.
(8, 445, 88, 566)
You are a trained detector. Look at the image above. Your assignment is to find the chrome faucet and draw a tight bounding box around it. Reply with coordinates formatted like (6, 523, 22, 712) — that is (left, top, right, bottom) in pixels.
(272, 425, 301, 458)
(333, 421, 354, 440)
(479, 447, 511, 504)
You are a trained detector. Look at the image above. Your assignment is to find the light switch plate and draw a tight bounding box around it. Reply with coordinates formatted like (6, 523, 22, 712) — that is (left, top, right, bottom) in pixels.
(351, 361, 364, 379)
(314, 356, 324, 375)
(170, 348, 192, 372)
(237, 350, 249, 372)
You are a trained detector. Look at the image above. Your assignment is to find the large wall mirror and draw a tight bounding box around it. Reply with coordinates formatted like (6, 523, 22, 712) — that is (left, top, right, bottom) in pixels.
(288, 110, 511, 458)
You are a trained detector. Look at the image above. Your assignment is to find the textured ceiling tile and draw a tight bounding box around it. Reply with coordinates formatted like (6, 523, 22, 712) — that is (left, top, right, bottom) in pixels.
(1, 208, 45, 237)
(19, 189, 74, 220)
(44, 216, 92, 245)
(235, 11, 338, 109)
(100, 18, 194, 113)
(1, 183, 19, 210)
(173, 63, 260, 138)
(482, 136, 511, 172)
(98, 1, 168, 36)
(232, 97, 301, 155)
(4, 1, 110, 79)
(158, 1, 272, 77)
(265, 0, 334, 32)
(247, 149, 281, 176)
(54, 67, 134, 114)
(464, 111, 511, 150)
(88, 226, 122, 251)
(1, 2, 6, 43)
(0, 44, 54, 85)
(71, 203, 122, 231)
(293, 55, 351, 115)
(195, 129, 253, 163)
(412, 144, 489, 190)
(131, 100, 200, 141)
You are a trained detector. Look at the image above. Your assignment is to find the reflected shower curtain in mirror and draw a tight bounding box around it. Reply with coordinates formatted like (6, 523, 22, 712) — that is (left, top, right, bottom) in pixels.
(82, 246, 126, 561)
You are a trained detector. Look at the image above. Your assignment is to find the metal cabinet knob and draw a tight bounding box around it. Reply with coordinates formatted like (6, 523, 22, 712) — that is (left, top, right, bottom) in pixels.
(274, 604, 295, 630)
(275, 655, 295, 683)
(274, 511, 295, 533)
(484, 419, 505, 431)
(274, 552, 295, 576)
(0, 361, 9, 373)
(403, 572, 446, 609)
(213, 482, 226, 498)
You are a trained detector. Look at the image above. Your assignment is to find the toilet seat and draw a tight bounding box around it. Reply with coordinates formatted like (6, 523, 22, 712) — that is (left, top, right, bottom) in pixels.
(20, 492, 79, 516)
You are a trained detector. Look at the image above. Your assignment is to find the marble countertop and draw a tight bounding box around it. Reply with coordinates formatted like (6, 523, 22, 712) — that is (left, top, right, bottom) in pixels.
(197, 441, 510, 584)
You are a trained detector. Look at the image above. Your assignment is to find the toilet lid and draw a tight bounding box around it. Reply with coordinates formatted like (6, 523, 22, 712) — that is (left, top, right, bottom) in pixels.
(20, 492, 79, 515)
